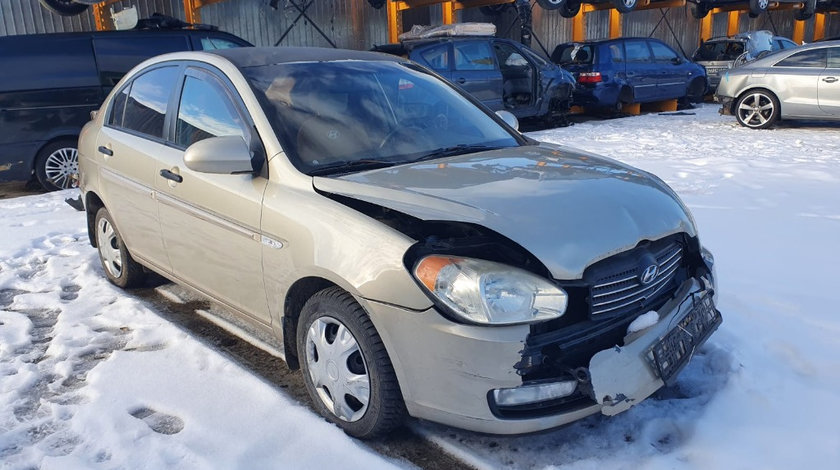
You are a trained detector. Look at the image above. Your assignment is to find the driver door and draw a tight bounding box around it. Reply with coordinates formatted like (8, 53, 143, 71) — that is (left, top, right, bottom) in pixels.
(155, 65, 270, 324)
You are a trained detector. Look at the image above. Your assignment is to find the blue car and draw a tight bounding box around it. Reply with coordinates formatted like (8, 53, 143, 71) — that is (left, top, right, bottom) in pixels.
(551, 38, 707, 111)
(375, 37, 576, 125)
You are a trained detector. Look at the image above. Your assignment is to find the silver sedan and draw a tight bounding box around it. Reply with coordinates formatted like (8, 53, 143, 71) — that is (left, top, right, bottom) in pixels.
(716, 40, 840, 128)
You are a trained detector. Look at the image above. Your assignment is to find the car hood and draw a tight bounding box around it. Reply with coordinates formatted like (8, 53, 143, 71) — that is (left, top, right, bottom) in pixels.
(313, 143, 696, 280)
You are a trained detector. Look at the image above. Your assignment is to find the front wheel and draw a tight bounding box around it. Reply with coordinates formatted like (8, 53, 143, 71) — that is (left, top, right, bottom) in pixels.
(38, 0, 88, 16)
(297, 287, 406, 438)
(735, 89, 780, 129)
(94, 208, 145, 288)
(686, 77, 707, 103)
(536, 0, 567, 10)
(691, 2, 710, 19)
(559, 1, 581, 18)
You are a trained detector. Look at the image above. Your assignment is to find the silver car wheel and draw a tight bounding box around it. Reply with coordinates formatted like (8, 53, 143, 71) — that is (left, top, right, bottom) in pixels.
(96, 216, 123, 279)
(737, 92, 775, 128)
(623, 0, 637, 7)
(305, 316, 370, 422)
(44, 147, 79, 189)
(759, 0, 769, 9)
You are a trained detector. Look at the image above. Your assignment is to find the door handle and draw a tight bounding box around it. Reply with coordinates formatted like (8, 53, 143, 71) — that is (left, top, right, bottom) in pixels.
(98, 146, 113, 156)
(456, 78, 466, 84)
(823, 77, 838, 83)
(159, 169, 183, 183)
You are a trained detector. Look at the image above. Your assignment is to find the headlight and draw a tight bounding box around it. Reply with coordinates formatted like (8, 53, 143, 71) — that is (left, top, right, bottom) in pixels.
(413, 255, 567, 325)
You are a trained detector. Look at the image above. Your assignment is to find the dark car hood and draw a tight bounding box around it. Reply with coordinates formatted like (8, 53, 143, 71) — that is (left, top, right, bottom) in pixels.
(313, 143, 696, 280)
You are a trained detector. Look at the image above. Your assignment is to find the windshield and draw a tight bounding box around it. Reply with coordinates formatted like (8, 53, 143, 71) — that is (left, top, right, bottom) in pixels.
(243, 60, 519, 175)
(693, 40, 745, 61)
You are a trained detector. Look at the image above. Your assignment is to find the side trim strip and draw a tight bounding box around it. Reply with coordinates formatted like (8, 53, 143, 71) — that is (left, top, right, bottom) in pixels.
(156, 192, 260, 242)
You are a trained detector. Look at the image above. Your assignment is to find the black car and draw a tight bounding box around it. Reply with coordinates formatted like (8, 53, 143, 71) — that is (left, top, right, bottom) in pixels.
(689, 0, 817, 19)
(374, 36, 576, 125)
(0, 25, 251, 190)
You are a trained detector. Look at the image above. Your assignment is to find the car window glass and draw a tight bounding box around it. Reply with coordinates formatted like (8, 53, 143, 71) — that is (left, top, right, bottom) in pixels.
(1, 36, 99, 92)
(520, 47, 549, 66)
(108, 85, 130, 127)
(624, 40, 652, 62)
(176, 75, 246, 148)
(121, 66, 179, 139)
(94, 36, 190, 86)
(827, 48, 840, 68)
(609, 44, 623, 62)
(419, 44, 449, 71)
(453, 42, 495, 71)
(199, 37, 243, 50)
(649, 41, 678, 62)
(551, 44, 595, 64)
(780, 39, 797, 49)
(774, 49, 827, 68)
(493, 42, 529, 70)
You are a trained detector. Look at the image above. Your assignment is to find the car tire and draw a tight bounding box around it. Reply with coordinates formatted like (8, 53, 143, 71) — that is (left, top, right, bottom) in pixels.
(690, 2, 710, 19)
(613, 0, 638, 13)
(94, 208, 145, 288)
(34, 139, 79, 191)
(536, 0, 567, 10)
(38, 0, 88, 16)
(559, 1, 581, 18)
(735, 89, 780, 129)
(297, 287, 406, 439)
(748, 0, 769, 18)
(686, 77, 707, 103)
(367, 0, 386, 9)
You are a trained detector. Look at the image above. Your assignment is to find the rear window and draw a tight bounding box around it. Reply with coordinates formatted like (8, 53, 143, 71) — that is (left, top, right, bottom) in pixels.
(551, 44, 595, 65)
(693, 40, 745, 61)
(0, 36, 98, 92)
(774, 49, 827, 68)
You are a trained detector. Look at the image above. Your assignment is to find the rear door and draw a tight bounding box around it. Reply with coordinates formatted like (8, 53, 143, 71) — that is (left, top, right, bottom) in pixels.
(819, 47, 840, 115)
(623, 39, 657, 102)
(451, 40, 504, 110)
(154, 65, 270, 323)
(95, 65, 181, 273)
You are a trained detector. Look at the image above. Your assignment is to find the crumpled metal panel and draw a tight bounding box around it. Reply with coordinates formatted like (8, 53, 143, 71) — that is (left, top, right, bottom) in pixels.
(199, 0, 388, 49)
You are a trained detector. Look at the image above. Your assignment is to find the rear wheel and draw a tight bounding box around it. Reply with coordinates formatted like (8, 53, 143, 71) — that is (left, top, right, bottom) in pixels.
(559, 1, 581, 18)
(94, 208, 145, 288)
(35, 140, 78, 191)
(686, 77, 707, 103)
(536, 0, 566, 10)
(691, 2, 710, 19)
(748, 0, 769, 17)
(367, 0, 385, 9)
(614, 0, 638, 13)
(297, 287, 406, 438)
(38, 0, 88, 16)
(735, 89, 779, 129)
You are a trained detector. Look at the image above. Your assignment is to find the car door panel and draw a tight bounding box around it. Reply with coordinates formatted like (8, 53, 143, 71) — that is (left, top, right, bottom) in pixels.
(819, 48, 840, 115)
(155, 67, 271, 324)
(623, 40, 657, 102)
(451, 41, 504, 110)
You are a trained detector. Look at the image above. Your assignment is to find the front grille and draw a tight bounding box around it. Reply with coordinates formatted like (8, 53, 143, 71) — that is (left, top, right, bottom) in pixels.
(590, 243, 683, 316)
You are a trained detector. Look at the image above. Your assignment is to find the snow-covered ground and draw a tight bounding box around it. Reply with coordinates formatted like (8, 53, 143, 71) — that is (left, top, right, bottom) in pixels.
(2, 104, 839, 469)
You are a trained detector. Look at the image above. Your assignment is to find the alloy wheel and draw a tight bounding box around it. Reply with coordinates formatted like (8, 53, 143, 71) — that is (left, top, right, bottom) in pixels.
(305, 316, 371, 422)
(44, 147, 78, 190)
(737, 93, 775, 128)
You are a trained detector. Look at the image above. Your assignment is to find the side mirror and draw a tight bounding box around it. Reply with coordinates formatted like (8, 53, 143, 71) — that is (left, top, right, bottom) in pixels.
(495, 110, 519, 131)
(184, 136, 254, 174)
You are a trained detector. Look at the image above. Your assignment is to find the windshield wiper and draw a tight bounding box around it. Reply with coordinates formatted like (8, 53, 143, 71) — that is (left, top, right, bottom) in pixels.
(402, 144, 503, 164)
(308, 159, 396, 176)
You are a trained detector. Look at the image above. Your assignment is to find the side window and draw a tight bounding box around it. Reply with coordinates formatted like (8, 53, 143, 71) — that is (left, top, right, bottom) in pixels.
(829, 48, 840, 68)
(419, 44, 449, 71)
(108, 85, 130, 127)
(121, 66, 179, 139)
(453, 42, 496, 71)
(199, 37, 244, 50)
(94, 36, 190, 86)
(609, 44, 624, 63)
(493, 42, 530, 70)
(649, 41, 678, 62)
(780, 39, 798, 50)
(624, 40, 652, 63)
(175, 73, 246, 148)
(774, 49, 827, 68)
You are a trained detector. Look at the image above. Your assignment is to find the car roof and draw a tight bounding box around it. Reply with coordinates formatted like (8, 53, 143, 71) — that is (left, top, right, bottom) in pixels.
(0, 28, 243, 42)
(558, 37, 665, 46)
(209, 46, 405, 68)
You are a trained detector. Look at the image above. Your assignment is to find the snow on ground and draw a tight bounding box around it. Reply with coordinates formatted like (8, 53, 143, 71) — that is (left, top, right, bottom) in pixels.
(0, 195, 399, 468)
(1, 104, 839, 469)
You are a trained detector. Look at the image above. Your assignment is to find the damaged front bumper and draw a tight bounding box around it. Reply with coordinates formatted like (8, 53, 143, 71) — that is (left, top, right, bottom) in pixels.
(363, 276, 720, 435)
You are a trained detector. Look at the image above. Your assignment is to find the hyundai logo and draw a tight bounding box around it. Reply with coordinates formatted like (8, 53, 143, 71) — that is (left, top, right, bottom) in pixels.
(640, 264, 658, 285)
